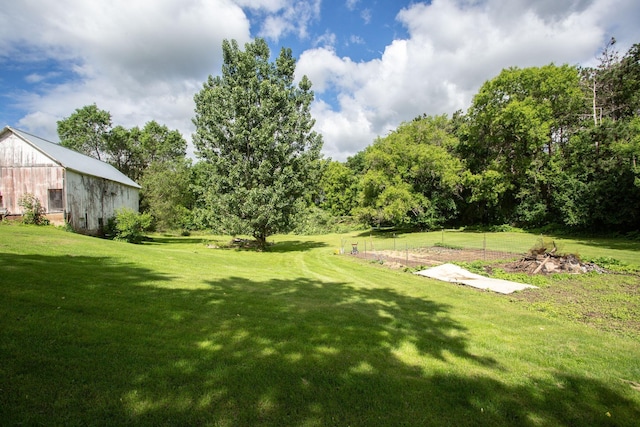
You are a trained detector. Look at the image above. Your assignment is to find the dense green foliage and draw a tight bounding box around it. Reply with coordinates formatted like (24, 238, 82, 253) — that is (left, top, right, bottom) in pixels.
(353, 115, 463, 228)
(138, 159, 194, 232)
(193, 38, 323, 247)
(57, 104, 112, 161)
(322, 42, 640, 233)
(107, 121, 187, 182)
(110, 207, 152, 243)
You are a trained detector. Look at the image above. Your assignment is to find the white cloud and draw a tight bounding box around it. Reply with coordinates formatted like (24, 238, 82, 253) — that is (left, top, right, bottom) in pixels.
(24, 72, 62, 84)
(300, 0, 640, 160)
(314, 31, 337, 48)
(1, 0, 251, 142)
(349, 35, 365, 45)
(248, 0, 321, 41)
(361, 8, 372, 24)
(346, 0, 360, 12)
(2, 0, 639, 163)
(311, 99, 376, 161)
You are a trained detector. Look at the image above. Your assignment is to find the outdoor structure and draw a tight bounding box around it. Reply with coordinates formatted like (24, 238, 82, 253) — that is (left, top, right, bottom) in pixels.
(0, 126, 140, 233)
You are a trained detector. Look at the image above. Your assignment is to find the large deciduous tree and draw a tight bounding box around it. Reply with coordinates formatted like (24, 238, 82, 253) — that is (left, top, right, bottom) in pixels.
(139, 158, 194, 232)
(57, 104, 112, 161)
(319, 160, 359, 217)
(192, 38, 323, 248)
(353, 115, 463, 228)
(460, 64, 585, 226)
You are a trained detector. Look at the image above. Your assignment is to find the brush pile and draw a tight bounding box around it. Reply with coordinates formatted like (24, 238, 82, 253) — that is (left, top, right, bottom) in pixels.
(503, 239, 605, 275)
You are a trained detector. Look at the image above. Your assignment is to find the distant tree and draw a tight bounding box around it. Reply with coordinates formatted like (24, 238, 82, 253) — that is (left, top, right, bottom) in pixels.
(57, 104, 112, 161)
(353, 115, 463, 228)
(139, 159, 194, 231)
(319, 160, 359, 217)
(565, 41, 640, 231)
(107, 125, 144, 181)
(139, 121, 186, 166)
(193, 38, 323, 248)
(58, 104, 187, 183)
(460, 64, 585, 226)
(106, 121, 187, 182)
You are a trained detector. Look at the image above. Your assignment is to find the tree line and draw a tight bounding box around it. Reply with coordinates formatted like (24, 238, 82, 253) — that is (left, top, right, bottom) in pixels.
(57, 38, 640, 244)
(321, 39, 640, 234)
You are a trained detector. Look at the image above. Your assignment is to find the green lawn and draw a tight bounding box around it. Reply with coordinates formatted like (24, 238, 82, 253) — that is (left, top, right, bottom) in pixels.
(1, 225, 639, 426)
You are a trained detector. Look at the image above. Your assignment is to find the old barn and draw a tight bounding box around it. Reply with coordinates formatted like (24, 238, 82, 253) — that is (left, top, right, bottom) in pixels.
(0, 126, 140, 233)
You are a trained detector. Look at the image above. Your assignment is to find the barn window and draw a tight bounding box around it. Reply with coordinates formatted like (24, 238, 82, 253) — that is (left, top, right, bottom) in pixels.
(48, 189, 63, 212)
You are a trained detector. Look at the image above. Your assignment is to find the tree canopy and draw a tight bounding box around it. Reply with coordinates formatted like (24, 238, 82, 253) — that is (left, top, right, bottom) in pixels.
(318, 42, 640, 234)
(57, 105, 190, 231)
(57, 104, 112, 161)
(193, 38, 323, 247)
(353, 115, 463, 228)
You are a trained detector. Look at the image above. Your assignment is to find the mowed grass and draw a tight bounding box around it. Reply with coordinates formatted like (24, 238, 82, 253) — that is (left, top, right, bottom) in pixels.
(1, 225, 639, 426)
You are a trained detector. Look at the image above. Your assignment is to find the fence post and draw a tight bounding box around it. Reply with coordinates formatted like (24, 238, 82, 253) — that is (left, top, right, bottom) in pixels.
(364, 241, 367, 259)
(483, 233, 486, 260)
(405, 243, 408, 265)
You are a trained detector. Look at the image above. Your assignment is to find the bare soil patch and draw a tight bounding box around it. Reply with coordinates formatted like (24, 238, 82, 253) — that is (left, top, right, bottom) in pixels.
(350, 247, 521, 269)
(351, 246, 605, 276)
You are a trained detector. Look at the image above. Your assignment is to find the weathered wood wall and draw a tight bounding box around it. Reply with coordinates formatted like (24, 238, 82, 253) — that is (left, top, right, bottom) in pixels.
(66, 170, 139, 232)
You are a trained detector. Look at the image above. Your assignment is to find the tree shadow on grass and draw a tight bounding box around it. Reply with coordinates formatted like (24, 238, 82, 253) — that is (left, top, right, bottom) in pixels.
(569, 237, 640, 254)
(1, 254, 639, 426)
(146, 236, 211, 245)
(267, 240, 328, 253)
(353, 227, 418, 238)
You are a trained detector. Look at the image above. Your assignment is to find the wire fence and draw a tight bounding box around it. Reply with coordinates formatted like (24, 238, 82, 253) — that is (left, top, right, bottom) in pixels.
(339, 229, 547, 268)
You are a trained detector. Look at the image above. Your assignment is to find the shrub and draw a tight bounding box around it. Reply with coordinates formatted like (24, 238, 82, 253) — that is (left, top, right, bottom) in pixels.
(112, 208, 152, 243)
(18, 193, 49, 225)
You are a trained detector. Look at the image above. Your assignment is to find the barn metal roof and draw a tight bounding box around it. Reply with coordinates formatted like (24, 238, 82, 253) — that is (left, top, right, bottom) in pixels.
(3, 126, 141, 189)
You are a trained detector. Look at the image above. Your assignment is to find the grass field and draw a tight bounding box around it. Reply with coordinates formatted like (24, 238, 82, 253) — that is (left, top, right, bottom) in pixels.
(1, 224, 639, 426)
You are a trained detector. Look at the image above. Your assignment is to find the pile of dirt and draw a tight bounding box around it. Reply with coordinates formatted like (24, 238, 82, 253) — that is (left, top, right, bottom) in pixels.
(501, 253, 606, 275)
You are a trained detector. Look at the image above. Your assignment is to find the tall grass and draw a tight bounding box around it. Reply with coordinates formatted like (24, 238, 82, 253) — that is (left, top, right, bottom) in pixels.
(1, 225, 639, 426)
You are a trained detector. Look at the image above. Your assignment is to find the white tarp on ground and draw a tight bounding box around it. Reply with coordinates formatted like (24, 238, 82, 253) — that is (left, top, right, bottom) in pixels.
(414, 263, 538, 294)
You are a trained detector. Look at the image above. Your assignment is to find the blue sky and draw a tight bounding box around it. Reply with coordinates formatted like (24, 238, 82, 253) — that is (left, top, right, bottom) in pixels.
(1, 0, 639, 160)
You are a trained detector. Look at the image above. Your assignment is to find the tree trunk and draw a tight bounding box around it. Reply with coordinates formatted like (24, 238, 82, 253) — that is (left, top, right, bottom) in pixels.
(254, 230, 267, 250)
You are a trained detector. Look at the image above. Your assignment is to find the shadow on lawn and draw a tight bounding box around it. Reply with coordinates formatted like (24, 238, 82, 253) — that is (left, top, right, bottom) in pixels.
(146, 236, 210, 245)
(569, 237, 640, 254)
(1, 253, 639, 426)
(267, 240, 328, 252)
